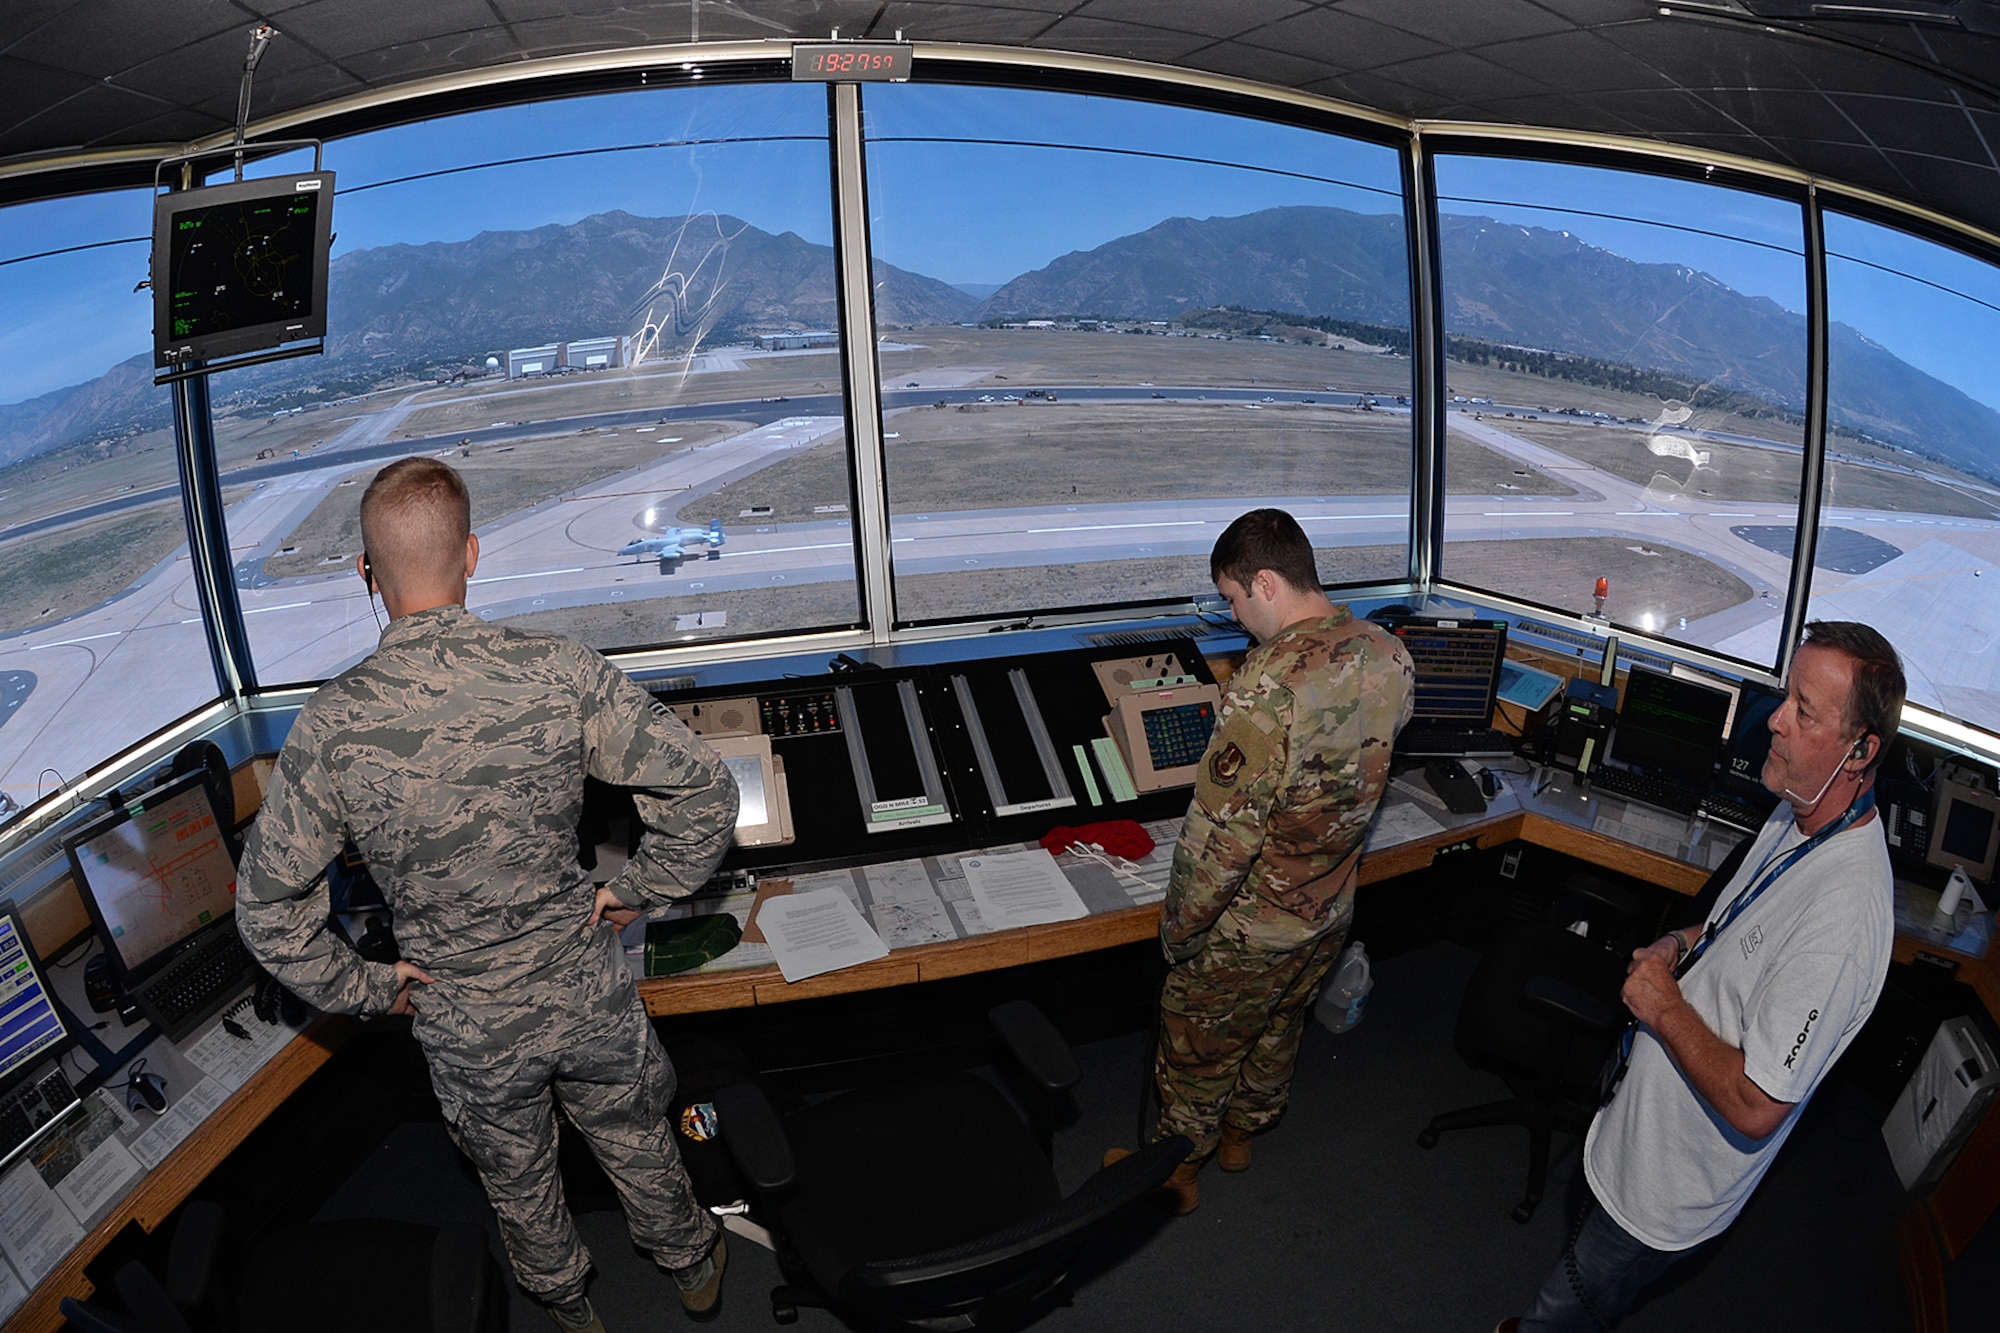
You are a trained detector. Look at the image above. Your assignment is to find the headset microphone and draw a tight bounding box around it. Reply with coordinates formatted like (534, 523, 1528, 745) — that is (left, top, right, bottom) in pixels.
(1782, 735, 1867, 810)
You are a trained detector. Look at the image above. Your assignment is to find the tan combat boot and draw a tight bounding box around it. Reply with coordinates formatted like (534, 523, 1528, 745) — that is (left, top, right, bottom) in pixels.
(1217, 1124, 1253, 1172)
(1101, 1146, 1204, 1216)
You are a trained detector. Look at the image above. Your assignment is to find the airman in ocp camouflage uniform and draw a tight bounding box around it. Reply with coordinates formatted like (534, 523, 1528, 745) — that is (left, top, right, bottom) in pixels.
(238, 459, 737, 1330)
(1138, 509, 1412, 1212)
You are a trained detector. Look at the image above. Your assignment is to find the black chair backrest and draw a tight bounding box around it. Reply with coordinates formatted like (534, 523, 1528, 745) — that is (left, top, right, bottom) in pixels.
(843, 1133, 1191, 1322)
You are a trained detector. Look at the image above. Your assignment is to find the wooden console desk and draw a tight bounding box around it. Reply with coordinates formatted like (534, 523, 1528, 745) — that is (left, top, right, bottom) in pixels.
(7, 771, 1990, 1332)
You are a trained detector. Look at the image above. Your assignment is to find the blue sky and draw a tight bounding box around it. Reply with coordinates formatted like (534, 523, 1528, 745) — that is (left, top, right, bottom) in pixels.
(2, 82, 1997, 420)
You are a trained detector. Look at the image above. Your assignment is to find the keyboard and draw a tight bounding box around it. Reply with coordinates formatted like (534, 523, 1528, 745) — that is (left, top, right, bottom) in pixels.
(1697, 789, 1775, 832)
(136, 928, 255, 1040)
(1396, 725, 1519, 758)
(1589, 766, 1697, 816)
(0, 1066, 79, 1167)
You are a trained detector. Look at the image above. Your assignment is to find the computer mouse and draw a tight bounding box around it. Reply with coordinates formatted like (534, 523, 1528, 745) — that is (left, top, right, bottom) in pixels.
(126, 1069, 168, 1115)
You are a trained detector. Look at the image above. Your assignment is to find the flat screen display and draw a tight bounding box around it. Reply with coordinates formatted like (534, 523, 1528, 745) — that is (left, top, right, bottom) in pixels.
(723, 753, 769, 829)
(67, 773, 239, 976)
(1611, 665, 1732, 782)
(0, 909, 67, 1090)
(1393, 618, 1508, 724)
(153, 171, 335, 368)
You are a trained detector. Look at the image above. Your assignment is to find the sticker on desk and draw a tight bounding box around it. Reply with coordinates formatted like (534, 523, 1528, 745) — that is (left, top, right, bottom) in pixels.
(1590, 810, 1684, 858)
(32, 1095, 140, 1224)
(125, 1076, 228, 1171)
(1365, 801, 1445, 851)
(0, 1252, 27, 1325)
(0, 1155, 83, 1286)
(862, 861, 957, 947)
(185, 1001, 295, 1092)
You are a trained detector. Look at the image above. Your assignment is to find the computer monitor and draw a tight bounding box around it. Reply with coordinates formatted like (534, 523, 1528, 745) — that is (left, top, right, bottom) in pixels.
(0, 901, 72, 1098)
(705, 733, 795, 848)
(1609, 665, 1733, 783)
(1391, 617, 1508, 724)
(1669, 662, 1742, 741)
(64, 769, 240, 990)
(1927, 776, 2000, 884)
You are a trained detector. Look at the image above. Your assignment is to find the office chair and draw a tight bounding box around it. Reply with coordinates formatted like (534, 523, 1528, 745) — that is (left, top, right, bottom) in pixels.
(716, 1000, 1192, 1329)
(1417, 872, 1646, 1223)
(60, 1202, 507, 1333)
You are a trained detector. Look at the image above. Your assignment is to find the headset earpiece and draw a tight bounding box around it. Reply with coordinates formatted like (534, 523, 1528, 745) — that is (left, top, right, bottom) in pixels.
(361, 552, 374, 592)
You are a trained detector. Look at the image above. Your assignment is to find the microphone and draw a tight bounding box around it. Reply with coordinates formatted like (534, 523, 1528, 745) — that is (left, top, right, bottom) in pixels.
(1782, 736, 1864, 811)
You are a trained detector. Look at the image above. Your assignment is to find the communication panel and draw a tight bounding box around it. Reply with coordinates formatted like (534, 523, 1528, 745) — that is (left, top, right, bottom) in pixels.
(706, 733, 795, 848)
(670, 696, 761, 737)
(1106, 684, 1221, 794)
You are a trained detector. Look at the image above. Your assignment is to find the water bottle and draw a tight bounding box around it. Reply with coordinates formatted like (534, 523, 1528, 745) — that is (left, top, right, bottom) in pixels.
(1315, 941, 1373, 1033)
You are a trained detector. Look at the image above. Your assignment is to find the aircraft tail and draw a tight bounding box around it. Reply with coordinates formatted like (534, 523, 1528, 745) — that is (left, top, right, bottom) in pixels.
(709, 519, 724, 548)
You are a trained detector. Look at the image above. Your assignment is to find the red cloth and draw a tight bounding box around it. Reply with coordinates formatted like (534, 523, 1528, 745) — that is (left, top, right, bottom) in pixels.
(1039, 819, 1155, 860)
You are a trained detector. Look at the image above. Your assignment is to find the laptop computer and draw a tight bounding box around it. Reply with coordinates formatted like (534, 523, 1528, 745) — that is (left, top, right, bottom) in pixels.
(65, 768, 254, 1043)
(0, 900, 83, 1171)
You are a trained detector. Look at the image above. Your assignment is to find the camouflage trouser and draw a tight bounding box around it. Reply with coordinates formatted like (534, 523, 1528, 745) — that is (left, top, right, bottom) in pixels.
(419, 940, 717, 1304)
(1155, 927, 1345, 1159)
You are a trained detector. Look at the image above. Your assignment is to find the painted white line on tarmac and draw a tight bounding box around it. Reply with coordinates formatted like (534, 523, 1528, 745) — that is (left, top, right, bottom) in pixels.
(30, 631, 122, 649)
(1022, 521, 1208, 534)
(244, 601, 313, 615)
(471, 568, 583, 585)
(1482, 511, 1575, 517)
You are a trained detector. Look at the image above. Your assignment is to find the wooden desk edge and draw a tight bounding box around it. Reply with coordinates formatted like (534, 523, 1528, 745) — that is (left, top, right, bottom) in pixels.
(9, 1018, 352, 1333)
(638, 810, 1720, 1015)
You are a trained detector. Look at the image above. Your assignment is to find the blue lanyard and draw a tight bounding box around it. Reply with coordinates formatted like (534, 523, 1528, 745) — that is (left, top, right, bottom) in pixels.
(1674, 787, 1875, 980)
(1603, 787, 1875, 1102)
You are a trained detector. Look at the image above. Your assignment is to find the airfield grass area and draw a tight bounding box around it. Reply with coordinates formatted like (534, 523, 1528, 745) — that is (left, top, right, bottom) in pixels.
(678, 405, 1567, 525)
(1496, 416, 2000, 518)
(0, 504, 188, 637)
(503, 533, 1749, 650)
(1441, 535, 1754, 625)
(259, 426, 737, 578)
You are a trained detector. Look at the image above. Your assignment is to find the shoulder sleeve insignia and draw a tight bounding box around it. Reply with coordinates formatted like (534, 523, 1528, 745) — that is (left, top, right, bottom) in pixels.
(1208, 741, 1247, 787)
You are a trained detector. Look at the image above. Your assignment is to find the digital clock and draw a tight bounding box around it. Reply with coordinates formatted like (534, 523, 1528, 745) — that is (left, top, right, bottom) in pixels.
(791, 42, 913, 82)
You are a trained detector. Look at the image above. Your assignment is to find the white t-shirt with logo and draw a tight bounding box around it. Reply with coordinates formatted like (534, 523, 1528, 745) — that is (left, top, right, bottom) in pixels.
(1584, 805, 1893, 1251)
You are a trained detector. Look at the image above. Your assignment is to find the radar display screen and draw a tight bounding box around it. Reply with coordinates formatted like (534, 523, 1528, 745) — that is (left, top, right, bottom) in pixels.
(1141, 701, 1216, 770)
(168, 190, 320, 339)
(153, 171, 334, 368)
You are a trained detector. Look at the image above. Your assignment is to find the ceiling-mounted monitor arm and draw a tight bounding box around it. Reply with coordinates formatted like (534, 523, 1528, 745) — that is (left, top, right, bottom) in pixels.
(233, 24, 278, 183)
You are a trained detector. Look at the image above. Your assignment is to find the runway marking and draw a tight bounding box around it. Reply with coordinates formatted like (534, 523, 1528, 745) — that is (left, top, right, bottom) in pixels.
(244, 601, 312, 615)
(1300, 514, 1407, 522)
(30, 631, 122, 649)
(1022, 521, 1207, 533)
(1482, 511, 1575, 517)
(471, 568, 583, 584)
(744, 542, 851, 555)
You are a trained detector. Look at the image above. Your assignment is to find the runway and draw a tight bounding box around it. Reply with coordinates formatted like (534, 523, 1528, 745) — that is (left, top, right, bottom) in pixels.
(3, 398, 1997, 807)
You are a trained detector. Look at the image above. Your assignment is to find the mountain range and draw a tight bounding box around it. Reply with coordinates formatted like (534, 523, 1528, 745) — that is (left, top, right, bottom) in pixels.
(4, 205, 1995, 484)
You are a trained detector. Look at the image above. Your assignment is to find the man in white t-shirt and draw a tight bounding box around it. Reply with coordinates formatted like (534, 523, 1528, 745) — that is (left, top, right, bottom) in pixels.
(1502, 621, 1905, 1332)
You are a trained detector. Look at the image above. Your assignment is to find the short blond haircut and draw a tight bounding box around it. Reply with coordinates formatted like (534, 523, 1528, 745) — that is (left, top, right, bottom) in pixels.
(359, 458, 471, 591)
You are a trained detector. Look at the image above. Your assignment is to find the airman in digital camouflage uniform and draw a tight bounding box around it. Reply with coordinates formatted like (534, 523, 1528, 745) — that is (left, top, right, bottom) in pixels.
(1116, 508, 1412, 1214)
(238, 458, 737, 1333)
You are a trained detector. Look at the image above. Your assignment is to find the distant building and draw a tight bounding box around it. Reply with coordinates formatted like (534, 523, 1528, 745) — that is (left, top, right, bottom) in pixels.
(754, 331, 840, 351)
(507, 344, 560, 378)
(561, 335, 629, 370)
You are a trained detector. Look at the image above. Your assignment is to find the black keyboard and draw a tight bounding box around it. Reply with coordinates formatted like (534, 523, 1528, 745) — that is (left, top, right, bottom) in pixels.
(140, 929, 253, 1032)
(1397, 725, 1518, 757)
(0, 1067, 78, 1164)
(1589, 766, 1697, 816)
(1697, 789, 1774, 832)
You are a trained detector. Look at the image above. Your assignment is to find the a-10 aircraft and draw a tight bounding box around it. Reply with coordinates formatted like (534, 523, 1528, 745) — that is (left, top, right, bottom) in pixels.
(618, 519, 724, 572)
